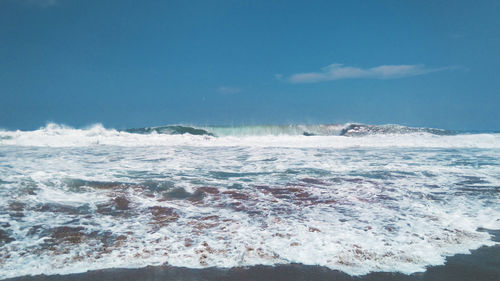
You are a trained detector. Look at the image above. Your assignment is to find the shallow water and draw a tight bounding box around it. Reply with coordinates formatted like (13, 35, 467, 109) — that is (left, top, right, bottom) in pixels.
(0, 124, 499, 279)
(4, 244, 500, 281)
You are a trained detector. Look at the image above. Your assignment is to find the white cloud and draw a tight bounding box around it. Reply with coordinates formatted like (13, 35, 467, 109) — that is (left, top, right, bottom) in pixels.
(217, 86, 241, 95)
(274, 74, 284, 80)
(287, 63, 457, 83)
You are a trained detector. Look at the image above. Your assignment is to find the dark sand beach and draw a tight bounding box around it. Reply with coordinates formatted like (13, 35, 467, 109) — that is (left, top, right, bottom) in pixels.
(4, 230, 499, 281)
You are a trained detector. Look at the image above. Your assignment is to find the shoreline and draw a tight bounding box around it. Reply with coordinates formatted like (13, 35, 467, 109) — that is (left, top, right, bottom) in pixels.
(4, 241, 499, 281)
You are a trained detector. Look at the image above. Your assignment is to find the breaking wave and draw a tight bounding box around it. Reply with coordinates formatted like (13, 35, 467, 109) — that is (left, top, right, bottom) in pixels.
(1, 122, 496, 148)
(125, 123, 455, 137)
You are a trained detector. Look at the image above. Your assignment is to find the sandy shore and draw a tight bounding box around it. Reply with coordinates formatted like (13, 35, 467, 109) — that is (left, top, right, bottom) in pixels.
(3, 230, 499, 281)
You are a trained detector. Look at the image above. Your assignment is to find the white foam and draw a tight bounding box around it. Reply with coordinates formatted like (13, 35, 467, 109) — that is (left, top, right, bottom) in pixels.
(0, 123, 499, 148)
(0, 129, 499, 279)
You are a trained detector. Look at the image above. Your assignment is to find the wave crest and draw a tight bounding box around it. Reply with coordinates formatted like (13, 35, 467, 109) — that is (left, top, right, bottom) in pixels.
(0, 123, 497, 148)
(124, 123, 456, 137)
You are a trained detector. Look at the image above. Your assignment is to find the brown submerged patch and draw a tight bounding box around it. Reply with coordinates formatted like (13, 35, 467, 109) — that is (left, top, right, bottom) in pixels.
(97, 196, 134, 216)
(48, 231, 130, 259)
(317, 199, 338, 205)
(195, 241, 218, 266)
(96, 203, 113, 215)
(200, 215, 219, 221)
(269, 188, 297, 198)
(8, 201, 25, 217)
(272, 233, 292, 239)
(343, 177, 364, 183)
(258, 186, 309, 200)
(308, 227, 321, 233)
(295, 192, 312, 198)
(188, 220, 219, 232)
(222, 190, 250, 200)
(255, 185, 272, 195)
(149, 206, 179, 223)
(184, 238, 194, 247)
(196, 187, 219, 194)
(256, 247, 279, 260)
(337, 258, 355, 266)
(187, 190, 206, 203)
(49, 226, 85, 244)
(201, 241, 215, 254)
(113, 235, 128, 247)
(287, 187, 303, 193)
(199, 254, 208, 266)
(113, 196, 130, 210)
(8, 202, 25, 212)
(227, 201, 257, 213)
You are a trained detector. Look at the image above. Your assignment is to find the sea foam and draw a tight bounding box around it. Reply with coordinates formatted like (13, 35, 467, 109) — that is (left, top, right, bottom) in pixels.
(0, 124, 499, 279)
(0, 123, 498, 148)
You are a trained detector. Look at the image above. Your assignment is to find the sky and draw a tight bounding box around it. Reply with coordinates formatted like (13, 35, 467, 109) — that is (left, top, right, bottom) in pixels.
(1, 0, 499, 131)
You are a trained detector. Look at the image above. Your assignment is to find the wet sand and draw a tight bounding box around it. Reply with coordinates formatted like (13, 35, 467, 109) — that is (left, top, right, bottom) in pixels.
(4, 230, 499, 281)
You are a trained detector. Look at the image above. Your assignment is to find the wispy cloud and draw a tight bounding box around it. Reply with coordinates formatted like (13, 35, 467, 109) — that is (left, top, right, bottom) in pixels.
(217, 86, 241, 95)
(286, 63, 459, 83)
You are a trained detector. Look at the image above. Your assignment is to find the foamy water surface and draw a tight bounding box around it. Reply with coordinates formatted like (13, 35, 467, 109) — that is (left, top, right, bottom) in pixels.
(0, 124, 499, 279)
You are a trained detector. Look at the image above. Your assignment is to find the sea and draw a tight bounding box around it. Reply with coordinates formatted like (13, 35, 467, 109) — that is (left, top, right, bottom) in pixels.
(0, 123, 499, 280)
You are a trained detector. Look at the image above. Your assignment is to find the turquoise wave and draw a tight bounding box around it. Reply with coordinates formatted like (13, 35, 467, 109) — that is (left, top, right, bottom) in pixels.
(124, 123, 456, 137)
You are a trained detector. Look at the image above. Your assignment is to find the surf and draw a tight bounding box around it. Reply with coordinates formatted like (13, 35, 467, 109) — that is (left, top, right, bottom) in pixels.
(1, 122, 497, 148)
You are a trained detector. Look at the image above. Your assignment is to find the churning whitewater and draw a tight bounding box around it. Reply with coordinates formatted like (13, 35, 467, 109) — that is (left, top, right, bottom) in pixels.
(0, 123, 499, 279)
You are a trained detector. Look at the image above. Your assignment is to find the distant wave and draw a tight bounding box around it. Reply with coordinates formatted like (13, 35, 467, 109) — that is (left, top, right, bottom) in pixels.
(124, 123, 456, 137)
(126, 125, 215, 136)
(2, 123, 498, 148)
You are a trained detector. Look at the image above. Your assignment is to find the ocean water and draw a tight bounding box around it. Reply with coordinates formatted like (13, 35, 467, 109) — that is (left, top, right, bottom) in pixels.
(0, 123, 499, 279)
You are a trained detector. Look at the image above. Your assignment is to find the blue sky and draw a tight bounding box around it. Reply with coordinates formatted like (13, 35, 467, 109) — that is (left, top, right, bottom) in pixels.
(1, 0, 499, 130)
